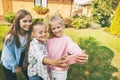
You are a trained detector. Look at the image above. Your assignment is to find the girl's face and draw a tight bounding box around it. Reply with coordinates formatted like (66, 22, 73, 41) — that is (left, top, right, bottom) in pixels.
(33, 25, 47, 43)
(50, 23, 63, 37)
(19, 15, 32, 32)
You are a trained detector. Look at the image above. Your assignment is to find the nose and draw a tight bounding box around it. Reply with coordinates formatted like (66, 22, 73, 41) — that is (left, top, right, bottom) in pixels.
(42, 32, 47, 36)
(26, 21, 32, 26)
(54, 29, 59, 32)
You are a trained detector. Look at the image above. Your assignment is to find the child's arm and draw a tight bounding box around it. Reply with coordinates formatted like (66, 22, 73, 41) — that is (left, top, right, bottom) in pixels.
(43, 56, 69, 67)
(67, 50, 88, 65)
(75, 50, 88, 64)
(67, 40, 88, 64)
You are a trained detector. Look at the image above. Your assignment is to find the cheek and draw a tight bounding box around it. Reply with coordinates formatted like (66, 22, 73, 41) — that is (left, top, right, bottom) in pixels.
(19, 21, 24, 27)
(51, 30, 55, 34)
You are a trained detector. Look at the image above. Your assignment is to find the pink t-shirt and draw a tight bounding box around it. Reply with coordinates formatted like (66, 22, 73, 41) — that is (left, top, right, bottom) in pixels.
(46, 35, 82, 70)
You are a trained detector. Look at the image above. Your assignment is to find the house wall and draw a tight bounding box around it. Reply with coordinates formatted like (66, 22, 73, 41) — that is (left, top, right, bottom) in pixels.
(48, 0, 72, 5)
(0, 0, 73, 18)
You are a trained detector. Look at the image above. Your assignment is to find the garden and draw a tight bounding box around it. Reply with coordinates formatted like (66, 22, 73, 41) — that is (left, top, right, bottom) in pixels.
(0, 0, 120, 80)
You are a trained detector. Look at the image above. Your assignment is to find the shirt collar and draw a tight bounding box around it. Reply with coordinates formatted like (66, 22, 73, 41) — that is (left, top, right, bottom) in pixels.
(33, 38, 46, 45)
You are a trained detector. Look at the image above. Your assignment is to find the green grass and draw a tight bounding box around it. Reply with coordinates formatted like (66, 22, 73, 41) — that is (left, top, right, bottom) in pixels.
(64, 28, 120, 80)
(0, 26, 120, 80)
(64, 28, 120, 67)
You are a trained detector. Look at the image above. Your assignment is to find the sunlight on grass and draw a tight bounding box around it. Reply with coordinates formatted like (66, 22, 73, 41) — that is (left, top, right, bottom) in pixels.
(64, 28, 120, 79)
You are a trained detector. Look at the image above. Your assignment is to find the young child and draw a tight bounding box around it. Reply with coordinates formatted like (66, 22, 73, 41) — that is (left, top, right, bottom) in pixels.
(1, 9, 32, 80)
(46, 15, 88, 80)
(28, 21, 68, 80)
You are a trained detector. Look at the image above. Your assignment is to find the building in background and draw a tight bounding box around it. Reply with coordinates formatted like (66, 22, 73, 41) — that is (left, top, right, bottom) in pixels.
(73, 0, 93, 17)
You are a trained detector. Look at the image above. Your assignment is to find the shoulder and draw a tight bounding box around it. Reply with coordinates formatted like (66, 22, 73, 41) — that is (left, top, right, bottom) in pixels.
(62, 35, 72, 41)
(4, 34, 14, 43)
(30, 38, 41, 47)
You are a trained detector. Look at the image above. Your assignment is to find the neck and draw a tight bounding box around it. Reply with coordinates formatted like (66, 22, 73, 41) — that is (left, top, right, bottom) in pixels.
(19, 30, 27, 37)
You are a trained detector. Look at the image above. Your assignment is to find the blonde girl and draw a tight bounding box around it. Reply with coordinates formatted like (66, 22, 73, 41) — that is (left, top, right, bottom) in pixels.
(46, 15, 88, 80)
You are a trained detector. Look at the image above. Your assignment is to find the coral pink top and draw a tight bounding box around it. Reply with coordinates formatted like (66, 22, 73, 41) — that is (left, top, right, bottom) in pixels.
(46, 35, 82, 71)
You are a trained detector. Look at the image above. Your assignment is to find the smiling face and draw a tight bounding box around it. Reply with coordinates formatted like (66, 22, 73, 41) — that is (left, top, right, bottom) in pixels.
(50, 22, 63, 37)
(19, 15, 32, 33)
(32, 24, 47, 43)
(49, 15, 64, 38)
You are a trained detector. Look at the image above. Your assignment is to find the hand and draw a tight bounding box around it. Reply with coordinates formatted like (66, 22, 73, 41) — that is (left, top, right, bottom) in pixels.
(15, 66, 22, 73)
(53, 55, 69, 68)
(75, 50, 88, 64)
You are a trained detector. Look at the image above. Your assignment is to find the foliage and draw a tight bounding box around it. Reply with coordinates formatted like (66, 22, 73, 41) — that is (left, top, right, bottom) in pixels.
(32, 17, 44, 23)
(91, 0, 120, 27)
(104, 27, 110, 32)
(71, 16, 91, 29)
(33, 6, 49, 14)
(67, 37, 118, 80)
(110, 3, 120, 36)
(4, 12, 15, 23)
(63, 18, 73, 28)
(0, 25, 10, 49)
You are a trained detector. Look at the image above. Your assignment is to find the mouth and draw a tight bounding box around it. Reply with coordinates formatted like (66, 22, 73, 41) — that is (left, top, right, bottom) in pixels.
(25, 26, 30, 30)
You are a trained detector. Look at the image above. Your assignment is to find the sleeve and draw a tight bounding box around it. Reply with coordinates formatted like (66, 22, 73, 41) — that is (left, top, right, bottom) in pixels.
(67, 37, 83, 55)
(28, 42, 47, 66)
(1, 38, 17, 73)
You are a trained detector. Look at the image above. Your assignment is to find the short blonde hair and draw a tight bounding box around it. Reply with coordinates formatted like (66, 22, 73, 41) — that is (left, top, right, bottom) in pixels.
(31, 21, 46, 37)
(48, 15, 64, 38)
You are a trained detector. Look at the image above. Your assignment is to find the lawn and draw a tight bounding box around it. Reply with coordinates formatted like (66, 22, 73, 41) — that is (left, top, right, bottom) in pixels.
(0, 25, 120, 80)
(64, 28, 120, 80)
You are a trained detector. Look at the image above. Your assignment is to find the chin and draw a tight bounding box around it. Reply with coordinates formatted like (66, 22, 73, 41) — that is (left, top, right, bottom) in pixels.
(25, 29, 30, 31)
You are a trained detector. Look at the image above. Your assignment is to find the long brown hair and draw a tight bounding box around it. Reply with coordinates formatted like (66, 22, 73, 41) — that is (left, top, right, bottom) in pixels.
(4, 9, 32, 48)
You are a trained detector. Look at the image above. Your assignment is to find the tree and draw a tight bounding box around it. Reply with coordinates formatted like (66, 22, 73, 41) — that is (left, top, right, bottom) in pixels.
(91, 0, 120, 27)
(110, 3, 120, 36)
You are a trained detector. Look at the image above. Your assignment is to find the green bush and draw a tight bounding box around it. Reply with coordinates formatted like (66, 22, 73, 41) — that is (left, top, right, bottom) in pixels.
(33, 6, 49, 14)
(110, 3, 120, 36)
(71, 16, 91, 29)
(32, 17, 44, 23)
(4, 12, 15, 23)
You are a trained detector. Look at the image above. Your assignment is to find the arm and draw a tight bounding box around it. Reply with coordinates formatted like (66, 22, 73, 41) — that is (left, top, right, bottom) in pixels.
(43, 56, 69, 67)
(66, 50, 88, 65)
(75, 50, 88, 64)
(66, 37, 88, 64)
(1, 38, 18, 73)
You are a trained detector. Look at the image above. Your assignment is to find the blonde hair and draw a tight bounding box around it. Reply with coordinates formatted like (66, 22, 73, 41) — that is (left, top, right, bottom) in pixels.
(31, 21, 46, 37)
(48, 15, 64, 38)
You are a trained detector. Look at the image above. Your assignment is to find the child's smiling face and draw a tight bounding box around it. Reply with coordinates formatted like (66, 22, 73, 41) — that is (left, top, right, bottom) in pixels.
(50, 22, 63, 37)
(32, 24, 47, 43)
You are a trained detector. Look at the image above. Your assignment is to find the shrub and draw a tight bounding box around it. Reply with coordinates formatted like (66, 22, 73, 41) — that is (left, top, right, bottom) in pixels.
(104, 27, 110, 32)
(33, 6, 49, 14)
(32, 17, 44, 23)
(4, 12, 15, 23)
(71, 16, 91, 29)
(110, 3, 120, 36)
